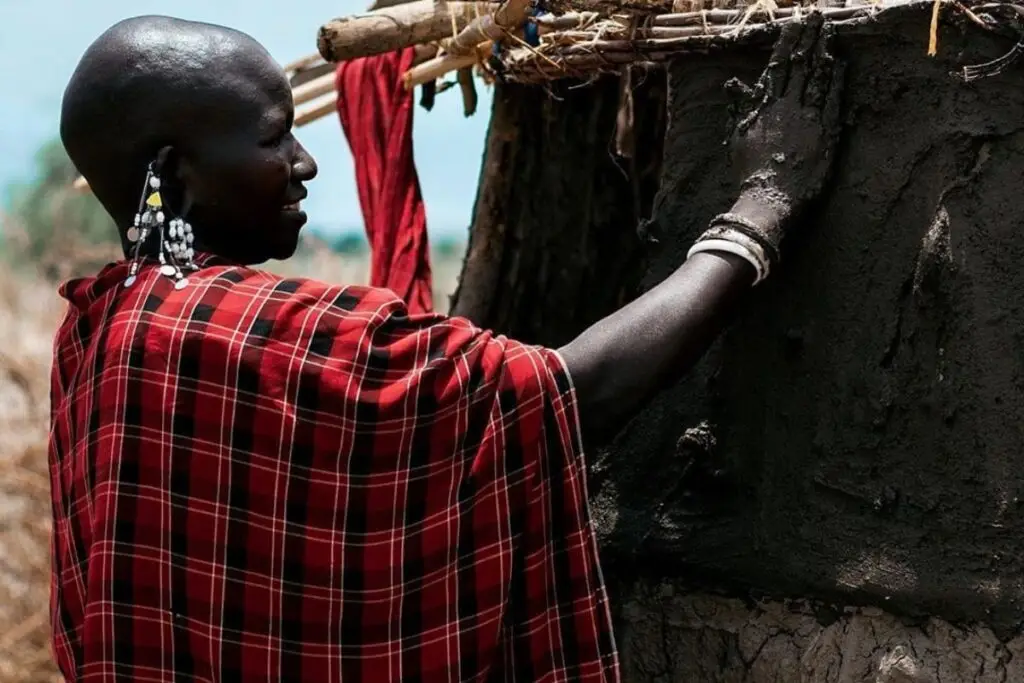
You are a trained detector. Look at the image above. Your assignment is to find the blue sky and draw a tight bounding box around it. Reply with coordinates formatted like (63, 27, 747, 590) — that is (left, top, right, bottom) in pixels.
(0, 0, 492, 236)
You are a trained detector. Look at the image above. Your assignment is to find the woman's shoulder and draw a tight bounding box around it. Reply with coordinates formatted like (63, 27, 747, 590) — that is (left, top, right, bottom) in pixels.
(193, 263, 402, 313)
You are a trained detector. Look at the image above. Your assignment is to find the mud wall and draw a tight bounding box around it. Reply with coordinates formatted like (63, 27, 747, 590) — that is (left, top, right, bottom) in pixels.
(450, 71, 665, 340)
(457, 4, 1024, 680)
(589, 1, 1024, 652)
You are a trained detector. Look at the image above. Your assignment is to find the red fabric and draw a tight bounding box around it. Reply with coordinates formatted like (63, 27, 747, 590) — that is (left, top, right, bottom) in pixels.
(48, 254, 620, 682)
(334, 48, 433, 315)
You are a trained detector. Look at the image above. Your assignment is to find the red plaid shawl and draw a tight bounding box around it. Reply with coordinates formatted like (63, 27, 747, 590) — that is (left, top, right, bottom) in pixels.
(48, 255, 619, 682)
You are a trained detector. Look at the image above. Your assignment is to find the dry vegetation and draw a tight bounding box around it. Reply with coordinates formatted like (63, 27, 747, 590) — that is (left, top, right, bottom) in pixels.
(0, 238, 464, 682)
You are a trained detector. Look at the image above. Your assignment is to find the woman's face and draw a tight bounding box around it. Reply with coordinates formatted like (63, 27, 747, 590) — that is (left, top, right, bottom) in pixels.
(173, 56, 319, 265)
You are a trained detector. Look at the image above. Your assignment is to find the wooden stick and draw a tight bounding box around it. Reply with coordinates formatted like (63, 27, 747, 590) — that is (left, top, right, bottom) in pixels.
(368, 0, 420, 8)
(928, 0, 943, 55)
(614, 60, 636, 158)
(457, 67, 479, 116)
(295, 95, 339, 127)
(553, 0, 678, 13)
(403, 9, 569, 88)
(653, 6, 790, 24)
(553, 24, 741, 39)
(515, 0, 893, 48)
(404, 47, 488, 88)
(289, 60, 334, 87)
(413, 42, 443, 64)
(317, 1, 499, 62)
(523, 1, 874, 44)
(500, 36, 758, 82)
(282, 53, 324, 74)
(535, 11, 602, 29)
(447, 0, 533, 56)
(556, 0, 798, 11)
(650, 3, 868, 24)
(292, 72, 336, 106)
(500, 3, 927, 83)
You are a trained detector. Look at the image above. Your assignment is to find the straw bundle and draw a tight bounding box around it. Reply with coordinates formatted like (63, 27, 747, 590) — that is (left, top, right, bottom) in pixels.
(496, 0, 1022, 82)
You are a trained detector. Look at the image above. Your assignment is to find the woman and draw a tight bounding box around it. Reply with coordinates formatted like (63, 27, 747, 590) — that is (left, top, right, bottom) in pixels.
(50, 12, 842, 683)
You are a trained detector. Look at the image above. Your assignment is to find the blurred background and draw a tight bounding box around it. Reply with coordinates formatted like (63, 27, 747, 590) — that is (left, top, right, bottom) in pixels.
(0, 1, 490, 679)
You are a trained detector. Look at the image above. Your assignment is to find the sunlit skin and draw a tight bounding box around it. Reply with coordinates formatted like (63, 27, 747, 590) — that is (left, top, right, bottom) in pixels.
(60, 15, 317, 265)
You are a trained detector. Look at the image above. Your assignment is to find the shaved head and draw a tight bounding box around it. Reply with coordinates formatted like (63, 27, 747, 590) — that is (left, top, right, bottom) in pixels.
(61, 16, 317, 264)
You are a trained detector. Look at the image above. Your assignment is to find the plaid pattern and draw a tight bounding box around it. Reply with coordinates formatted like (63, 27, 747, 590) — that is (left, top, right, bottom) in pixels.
(48, 254, 619, 682)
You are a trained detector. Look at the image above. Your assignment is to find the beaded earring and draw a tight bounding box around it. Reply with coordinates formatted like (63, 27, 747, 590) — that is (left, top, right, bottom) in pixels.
(124, 162, 198, 290)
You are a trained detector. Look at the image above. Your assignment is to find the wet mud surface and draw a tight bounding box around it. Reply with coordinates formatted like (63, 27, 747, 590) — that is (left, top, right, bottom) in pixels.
(590, 3, 1024, 640)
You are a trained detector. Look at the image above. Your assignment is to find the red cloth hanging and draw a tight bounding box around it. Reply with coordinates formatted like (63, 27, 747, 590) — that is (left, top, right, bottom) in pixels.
(334, 48, 433, 314)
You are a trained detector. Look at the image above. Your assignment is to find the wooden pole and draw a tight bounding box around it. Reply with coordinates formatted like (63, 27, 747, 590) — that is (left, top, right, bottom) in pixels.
(403, 48, 488, 89)
(407, 0, 534, 88)
(292, 72, 336, 106)
(401, 14, 572, 87)
(446, 0, 532, 56)
(294, 95, 339, 127)
(288, 60, 334, 87)
(457, 67, 479, 117)
(368, 0, 417, 8)
(282, 52, 324, 74)
(317, 0, 498, 62)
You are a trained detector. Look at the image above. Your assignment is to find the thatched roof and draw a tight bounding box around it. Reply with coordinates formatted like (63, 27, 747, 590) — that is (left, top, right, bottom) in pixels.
(73, 0, 1021, 193)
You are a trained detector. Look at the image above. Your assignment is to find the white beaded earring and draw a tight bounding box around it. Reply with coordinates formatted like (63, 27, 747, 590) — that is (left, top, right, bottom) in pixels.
(124, 162, 198, 289)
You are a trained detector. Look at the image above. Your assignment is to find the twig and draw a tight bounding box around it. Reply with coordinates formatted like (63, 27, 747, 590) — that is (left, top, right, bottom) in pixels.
(404, 45, 491, 88)
(496, 0, 1018, 82)
(929, 0, 945, 55)
(282, 52, 324, 74)
(294, 96, 338, 127)
(457, 67, 479, 115)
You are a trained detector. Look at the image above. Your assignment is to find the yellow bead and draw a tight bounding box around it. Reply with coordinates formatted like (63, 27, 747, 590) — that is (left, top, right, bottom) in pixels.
(145, 191, 163, 208)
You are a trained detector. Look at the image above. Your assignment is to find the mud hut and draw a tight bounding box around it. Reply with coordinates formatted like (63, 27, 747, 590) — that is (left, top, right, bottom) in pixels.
(63, 1, 1024, 679)
(316, 1, 1024, 680)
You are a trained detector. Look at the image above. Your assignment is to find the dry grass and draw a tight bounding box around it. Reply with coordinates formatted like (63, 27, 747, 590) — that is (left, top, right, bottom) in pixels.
(0, 265, 65, 683)
(0, 239, 463, 682)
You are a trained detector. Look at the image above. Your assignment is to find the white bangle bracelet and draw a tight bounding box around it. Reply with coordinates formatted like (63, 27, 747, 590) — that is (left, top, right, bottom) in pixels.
(686, 235, 769, 285)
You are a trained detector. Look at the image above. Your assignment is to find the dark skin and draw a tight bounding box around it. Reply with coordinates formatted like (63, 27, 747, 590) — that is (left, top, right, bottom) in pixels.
(560, 252, 756, 442)
(60, 16, 318, 265)
(63, 14, 843, 446)
(562, 14, 844, 441)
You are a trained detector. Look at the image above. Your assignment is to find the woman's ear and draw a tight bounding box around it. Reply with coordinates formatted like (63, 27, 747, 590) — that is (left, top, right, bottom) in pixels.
(152, 145, 174, 177)
(153, 145, 195, 216)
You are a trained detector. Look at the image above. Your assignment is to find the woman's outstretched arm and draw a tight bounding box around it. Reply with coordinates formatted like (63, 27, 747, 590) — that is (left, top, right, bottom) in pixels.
(559, 12, 846, 443)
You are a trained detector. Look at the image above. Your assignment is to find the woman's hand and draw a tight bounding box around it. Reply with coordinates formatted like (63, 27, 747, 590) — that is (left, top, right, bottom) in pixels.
(722, 11, 846, 258)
